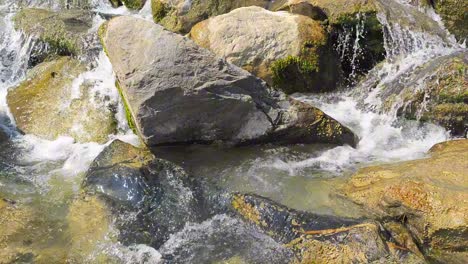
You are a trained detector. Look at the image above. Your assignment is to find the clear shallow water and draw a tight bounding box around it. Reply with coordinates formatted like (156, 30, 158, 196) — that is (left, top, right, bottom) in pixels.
(0, 0, 465, 262)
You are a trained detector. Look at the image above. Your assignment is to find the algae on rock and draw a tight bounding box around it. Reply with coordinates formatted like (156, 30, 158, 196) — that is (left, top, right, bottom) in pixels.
(273, 0, 385, 82)
(13, 8, 94, 61)
(190, 7, 340, 94)
(7, 57, 117, 143)
(433, 0, 468, 41)
(387, 51, 468, 136)
(110, 0, 146, 9)
(151, 0, 271, 33)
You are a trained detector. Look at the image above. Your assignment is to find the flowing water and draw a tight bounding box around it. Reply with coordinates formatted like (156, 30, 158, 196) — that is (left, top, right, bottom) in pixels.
(0, 0, 465, 262)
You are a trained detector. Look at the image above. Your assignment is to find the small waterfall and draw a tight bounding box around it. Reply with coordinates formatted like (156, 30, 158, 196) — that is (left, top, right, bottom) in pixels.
(334, 13, 367, 83)
(0, 3, 35, 134)
(288, 0, 464, 173)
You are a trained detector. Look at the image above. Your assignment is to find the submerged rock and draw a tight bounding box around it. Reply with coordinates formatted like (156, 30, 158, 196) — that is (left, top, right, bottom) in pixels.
(6, 57, 117, 143)
(13, 8, 94, 64)
(83, 140, 202, 247)
(100, 16, 357, 147)
(158, 214, 295, 263)
(0, 199, 35, 263)
(66, 196, 115, 263)
(190, 7, 341, 94)
(341, 139, 468, 262)
(151, 0, 270, 33)
(230, 194, 424, 263)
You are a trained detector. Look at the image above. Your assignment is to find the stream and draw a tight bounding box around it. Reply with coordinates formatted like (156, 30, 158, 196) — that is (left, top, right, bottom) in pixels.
(0, 0, 465, 263)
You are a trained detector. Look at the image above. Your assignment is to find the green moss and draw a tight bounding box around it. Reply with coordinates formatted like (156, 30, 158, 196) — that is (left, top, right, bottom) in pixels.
(98, 21, 109, 56)
(270, 40, 323, 94)
(115, 81, 138, 134)
(433, 0, 468, 41)
(151, 0, 169, 23)
(122, 0, 144, 9)
(13, 8, 92, 58)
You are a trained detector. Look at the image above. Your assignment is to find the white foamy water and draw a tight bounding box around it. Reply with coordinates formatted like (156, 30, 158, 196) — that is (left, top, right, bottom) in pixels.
(0, 0, 138, 178)
(272, 0, 464, 174)
(280, 95, 449, 173)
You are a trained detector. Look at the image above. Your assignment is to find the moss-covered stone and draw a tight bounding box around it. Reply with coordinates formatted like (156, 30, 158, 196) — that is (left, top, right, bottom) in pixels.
(7, 57, 117, 143)
(397, 52, 467, 136)
(151, 0, 168, 22)
(152, 0, 271, 33)
(341, 139, 468, 262)
(13, 8, 93, 60)
(109, 0, 122, 7)
(273, 0, 385, 83)
(272, 0, 378, 24)
(433, 0, 468, 41)
(122, 0, 146, 9)
(190, 7, 339, 94)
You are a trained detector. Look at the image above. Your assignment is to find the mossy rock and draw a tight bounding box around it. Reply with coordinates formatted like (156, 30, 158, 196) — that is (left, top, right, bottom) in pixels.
(13, 8, 93, 62)
(398, 52, 467, 136)
(7, 57, 117, 143)
(273, 0, 385, 83)
(190, 7, 340, 94)
(111, 0, 146, 9)
(152, 0, 271, 34)
(272, 0, 378, 24)
(433, 0, 468, 41)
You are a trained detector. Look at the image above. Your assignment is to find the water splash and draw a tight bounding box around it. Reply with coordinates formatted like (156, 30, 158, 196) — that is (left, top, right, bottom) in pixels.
(284, 0, 463, 173)
(334, 13, 367, 83)
(288, 95, 449, 173)
(159, 214, 293, 263)
(0, 7, 35, 134)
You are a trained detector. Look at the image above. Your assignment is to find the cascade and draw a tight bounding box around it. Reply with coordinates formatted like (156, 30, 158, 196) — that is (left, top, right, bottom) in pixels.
(0, 0, 465, 262)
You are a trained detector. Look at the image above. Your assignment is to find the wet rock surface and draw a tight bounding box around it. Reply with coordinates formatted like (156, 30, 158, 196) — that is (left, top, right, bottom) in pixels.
(6, 56, 117, 143)
(83, 140, 204, 248)
(13, 8, 96, 64)
(230, 193, 424, 263)
(341, 139, 468, 262)
(273, 0, 385, 84)
(380, 51, 467, 136)
(272, 0, 378, 24)
(100, 16, 357, 147)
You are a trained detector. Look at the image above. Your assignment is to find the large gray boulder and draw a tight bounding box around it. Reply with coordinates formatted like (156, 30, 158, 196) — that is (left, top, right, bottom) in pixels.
(100, 16, 357, 147)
